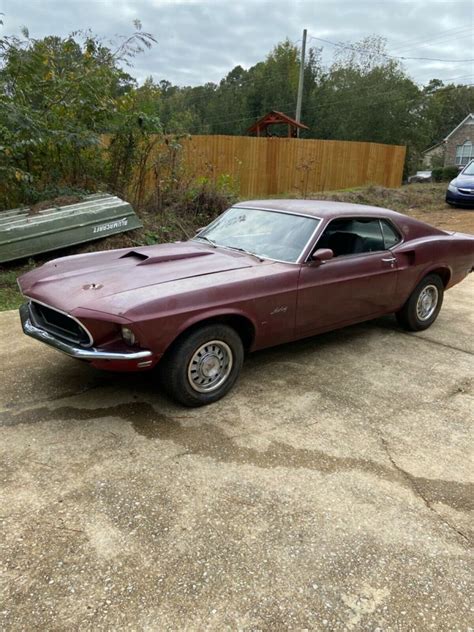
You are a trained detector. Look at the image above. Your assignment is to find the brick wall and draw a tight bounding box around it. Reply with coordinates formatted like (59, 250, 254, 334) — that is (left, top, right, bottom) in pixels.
(423, 144, 444, 168)
(444, 119, 474, 166)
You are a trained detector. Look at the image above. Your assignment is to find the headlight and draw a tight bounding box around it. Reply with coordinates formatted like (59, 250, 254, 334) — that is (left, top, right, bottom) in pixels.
(121, 326, 136, 346)
(447, 182, 458, 193)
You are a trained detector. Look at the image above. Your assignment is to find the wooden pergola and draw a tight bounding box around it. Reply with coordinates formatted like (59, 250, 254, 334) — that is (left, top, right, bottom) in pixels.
(247, 110, 309, 138)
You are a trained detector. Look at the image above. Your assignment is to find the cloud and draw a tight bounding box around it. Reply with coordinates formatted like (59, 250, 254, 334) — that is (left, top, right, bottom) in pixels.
(1, 0, 472, 86)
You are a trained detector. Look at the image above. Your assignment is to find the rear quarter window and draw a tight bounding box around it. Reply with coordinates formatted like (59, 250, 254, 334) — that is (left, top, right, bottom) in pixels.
(381, 220, 401, 248)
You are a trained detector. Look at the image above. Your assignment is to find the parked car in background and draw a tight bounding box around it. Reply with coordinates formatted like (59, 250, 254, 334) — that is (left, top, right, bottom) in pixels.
(18, 200, 474, 406)
(408, 170, 432, 184)
(446, 160, 474, 206)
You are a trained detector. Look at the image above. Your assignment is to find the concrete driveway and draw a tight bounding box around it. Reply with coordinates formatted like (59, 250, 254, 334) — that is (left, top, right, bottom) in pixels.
(1, 277, 473, 631)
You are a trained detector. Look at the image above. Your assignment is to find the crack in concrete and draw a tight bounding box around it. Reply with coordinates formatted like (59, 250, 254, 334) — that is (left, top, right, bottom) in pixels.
(405, 332, 474, 356)
(2, 401, 473, 516)
(379, 437, 471, 547)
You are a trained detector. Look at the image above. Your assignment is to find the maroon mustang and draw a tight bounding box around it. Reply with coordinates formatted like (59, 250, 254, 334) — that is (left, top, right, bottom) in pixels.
(18, 200, 474, 406)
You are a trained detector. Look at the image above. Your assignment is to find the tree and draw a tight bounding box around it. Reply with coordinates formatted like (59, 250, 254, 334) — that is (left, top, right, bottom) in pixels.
(421, 80, 474, 146)
(0, 21, 156, 208)
(302, 37, 426, 173)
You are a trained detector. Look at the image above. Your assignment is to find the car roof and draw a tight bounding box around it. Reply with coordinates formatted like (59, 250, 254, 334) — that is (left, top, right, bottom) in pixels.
(233, 199, 400, 220)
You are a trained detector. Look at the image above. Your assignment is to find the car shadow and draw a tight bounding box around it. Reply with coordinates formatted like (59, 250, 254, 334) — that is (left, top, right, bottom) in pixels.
(1, 313, 402, 424)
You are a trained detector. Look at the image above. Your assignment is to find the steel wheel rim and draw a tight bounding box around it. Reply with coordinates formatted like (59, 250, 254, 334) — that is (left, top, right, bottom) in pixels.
(416, 284, 439, 321)
(187, 340, 233, 393)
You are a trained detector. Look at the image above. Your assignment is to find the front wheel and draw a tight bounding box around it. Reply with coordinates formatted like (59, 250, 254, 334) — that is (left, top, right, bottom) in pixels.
(396, 274, 444, 331)
(159, 324, 244, 407)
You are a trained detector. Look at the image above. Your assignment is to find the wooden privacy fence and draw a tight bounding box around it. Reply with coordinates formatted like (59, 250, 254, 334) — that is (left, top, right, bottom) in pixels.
(176, 135, 405, 197)
(131, 134, 406, 202)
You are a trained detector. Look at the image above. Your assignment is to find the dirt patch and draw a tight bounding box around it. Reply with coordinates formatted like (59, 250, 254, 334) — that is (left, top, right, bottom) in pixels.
(402, 207, 474, 233)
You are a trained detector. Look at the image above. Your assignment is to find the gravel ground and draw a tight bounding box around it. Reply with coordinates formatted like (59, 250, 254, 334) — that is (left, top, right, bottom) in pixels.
(0, 276, 473, 630)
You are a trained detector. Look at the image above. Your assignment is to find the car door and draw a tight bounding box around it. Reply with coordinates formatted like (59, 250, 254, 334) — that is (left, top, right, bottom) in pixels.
(296, 217, 400, 335)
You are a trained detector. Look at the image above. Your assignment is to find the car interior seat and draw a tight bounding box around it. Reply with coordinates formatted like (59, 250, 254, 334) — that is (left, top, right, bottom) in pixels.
(328, 231, 364, 256)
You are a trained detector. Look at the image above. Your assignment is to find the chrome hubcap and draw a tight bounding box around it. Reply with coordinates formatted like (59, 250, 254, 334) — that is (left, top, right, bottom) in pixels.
(188, 340, 233, 393)
(416, 284, 439, 321)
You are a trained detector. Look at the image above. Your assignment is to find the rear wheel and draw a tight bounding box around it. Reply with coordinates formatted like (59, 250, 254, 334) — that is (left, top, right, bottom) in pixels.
(160, 324, 244, 407)
(396, 274, 444, 331)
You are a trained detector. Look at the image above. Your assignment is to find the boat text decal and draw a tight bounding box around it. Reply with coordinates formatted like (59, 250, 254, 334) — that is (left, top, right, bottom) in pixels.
(93, 217, 128, 234)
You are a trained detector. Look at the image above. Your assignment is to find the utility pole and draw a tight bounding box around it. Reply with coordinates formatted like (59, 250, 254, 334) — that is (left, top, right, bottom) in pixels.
(295, 28, 307, 138)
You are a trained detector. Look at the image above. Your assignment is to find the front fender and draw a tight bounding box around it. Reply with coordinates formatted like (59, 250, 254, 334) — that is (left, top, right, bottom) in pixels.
(131, 303, 259, 356)
(171, 307, 257, 341)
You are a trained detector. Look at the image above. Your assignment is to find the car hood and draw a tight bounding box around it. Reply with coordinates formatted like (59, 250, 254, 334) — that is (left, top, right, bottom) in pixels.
(18, 242, 256, 313)
(454, 174, 474, 189)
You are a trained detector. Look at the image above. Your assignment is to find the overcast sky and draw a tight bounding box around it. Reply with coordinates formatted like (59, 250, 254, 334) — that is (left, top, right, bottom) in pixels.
(1, 0, 473, 87)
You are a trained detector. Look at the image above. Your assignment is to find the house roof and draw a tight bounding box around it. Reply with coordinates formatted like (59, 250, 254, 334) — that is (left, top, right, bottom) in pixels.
(423, 113, 473, 154)
(247, 110, 309, 134)
(423, 141, 444, 154)
(444, 113, 474, 141)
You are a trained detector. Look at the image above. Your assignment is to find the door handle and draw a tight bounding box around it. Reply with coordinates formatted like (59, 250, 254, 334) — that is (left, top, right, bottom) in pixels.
(381, 257, 396, 263)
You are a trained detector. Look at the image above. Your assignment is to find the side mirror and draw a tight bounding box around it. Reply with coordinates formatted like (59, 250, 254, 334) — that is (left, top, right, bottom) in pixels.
(311, 248, 334, 265)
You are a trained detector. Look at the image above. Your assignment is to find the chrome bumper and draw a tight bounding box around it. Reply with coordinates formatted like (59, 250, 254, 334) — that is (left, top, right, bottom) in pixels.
(20, 303, 152, 361)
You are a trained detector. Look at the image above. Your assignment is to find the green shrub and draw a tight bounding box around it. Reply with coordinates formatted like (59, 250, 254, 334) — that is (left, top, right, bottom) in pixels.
(432, 166, 460, 182)
(443, 166, 460, 181)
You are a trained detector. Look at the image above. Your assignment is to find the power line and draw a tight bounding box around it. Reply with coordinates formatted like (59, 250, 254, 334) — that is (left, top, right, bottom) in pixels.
(389, 26, 473, 54)
(155, 32, 472, 114)
(307, 34, 474, 63)
(391, 33, 473, 56)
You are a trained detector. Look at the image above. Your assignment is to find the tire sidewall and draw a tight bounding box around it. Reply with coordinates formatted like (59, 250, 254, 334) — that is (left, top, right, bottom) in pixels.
(406, 274, 444, 331)
(164, 324, 244, 406)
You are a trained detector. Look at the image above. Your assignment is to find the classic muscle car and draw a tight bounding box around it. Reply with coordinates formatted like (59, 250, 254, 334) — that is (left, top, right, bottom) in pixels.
(18, 200, 474, 406)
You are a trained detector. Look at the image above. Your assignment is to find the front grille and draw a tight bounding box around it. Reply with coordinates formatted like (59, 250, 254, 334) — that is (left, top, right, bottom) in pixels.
(458, 188, 474, 195)
(29, 301, 91, 346)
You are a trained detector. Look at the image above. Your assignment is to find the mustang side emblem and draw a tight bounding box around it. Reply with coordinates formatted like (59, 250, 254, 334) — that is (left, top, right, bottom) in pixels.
(270, 306, 288, 315)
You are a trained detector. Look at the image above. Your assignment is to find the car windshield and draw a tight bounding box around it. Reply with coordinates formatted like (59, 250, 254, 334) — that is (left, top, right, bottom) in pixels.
(461, 161, 474, 176)
(194, 207, 320, 262)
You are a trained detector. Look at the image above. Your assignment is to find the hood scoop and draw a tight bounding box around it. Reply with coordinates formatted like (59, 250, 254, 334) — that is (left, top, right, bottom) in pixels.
(121, 250, 149, 261)
(120, 249, 213, 266)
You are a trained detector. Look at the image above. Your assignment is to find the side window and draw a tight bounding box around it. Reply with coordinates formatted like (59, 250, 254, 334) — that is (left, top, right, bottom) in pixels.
(316, 218, 384, 257)
(351, 219, 385, 252)
(380, 220, 401, 249)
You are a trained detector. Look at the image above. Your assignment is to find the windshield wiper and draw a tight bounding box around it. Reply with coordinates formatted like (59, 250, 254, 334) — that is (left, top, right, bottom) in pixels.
(224, 245, 264, 262)
(196, 236, 263, 261)
(196, 234, 218, 248)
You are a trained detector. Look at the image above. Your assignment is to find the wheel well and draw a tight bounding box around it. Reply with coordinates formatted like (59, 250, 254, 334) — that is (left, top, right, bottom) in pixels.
(429, 267, 451, 287)
(164, 314, 256, 355)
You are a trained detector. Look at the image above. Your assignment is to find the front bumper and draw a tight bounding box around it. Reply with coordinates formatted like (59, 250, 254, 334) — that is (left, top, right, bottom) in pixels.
(20, 303, 153, 363)
(446, 189, 474, 207)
